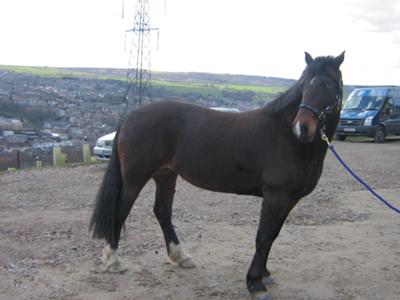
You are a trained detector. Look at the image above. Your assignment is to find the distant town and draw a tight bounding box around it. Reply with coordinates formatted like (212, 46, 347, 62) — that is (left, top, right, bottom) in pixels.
(0, 66, 355, 158)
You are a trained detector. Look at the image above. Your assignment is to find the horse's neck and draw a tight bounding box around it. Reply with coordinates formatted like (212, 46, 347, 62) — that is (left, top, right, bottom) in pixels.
(262, 83, 302, 122)
(262, 82, 339, 159)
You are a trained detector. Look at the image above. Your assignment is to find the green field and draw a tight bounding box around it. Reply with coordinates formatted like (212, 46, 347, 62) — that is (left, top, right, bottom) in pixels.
(0, 65, 98, 79)
(153, 80, 286, 95)
(0, 65, 287, 98)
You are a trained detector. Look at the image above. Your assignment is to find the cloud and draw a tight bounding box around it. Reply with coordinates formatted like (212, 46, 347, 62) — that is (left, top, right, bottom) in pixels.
(348, 0, 400, 33)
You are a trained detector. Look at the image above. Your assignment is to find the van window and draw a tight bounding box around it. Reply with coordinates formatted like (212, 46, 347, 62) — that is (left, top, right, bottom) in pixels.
(393, 98, 400, 113)
(343, 88, 387, 110)
(383, 99, 393, 114)
(388, 89, 400, 98)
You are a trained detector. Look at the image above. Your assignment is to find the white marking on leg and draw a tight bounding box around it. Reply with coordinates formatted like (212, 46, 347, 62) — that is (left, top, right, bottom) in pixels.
(168, 242, 195, 268)
(102, 244, 119, 266)
(101, 244, 127, 273)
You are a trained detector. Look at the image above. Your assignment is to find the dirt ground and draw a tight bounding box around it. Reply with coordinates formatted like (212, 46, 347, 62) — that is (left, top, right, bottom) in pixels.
(1, 138, 399, 300)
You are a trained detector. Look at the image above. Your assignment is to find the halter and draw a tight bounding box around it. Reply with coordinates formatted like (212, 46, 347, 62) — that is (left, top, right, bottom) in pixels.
(299, 72, 343, 122)
(298, 94, 340, 121)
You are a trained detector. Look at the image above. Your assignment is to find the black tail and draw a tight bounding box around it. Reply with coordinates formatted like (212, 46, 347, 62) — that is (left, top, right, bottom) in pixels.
(89, 131, 122, 243)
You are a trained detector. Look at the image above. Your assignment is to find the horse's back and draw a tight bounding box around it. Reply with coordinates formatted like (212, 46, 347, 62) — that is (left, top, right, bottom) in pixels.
(120, 100, 247, 141)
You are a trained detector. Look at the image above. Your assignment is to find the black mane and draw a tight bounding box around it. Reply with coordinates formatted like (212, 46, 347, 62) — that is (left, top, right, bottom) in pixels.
(263, 83, 302, 113)
(264, 55, 339, 114)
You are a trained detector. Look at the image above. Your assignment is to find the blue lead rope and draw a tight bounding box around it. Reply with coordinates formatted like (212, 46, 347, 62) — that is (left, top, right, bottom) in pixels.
(321, 132, 400, 214)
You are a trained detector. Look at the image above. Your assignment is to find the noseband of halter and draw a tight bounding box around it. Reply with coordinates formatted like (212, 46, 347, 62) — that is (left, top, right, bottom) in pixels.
(299, 72, 343, 122)
(298, 95, 339, 121)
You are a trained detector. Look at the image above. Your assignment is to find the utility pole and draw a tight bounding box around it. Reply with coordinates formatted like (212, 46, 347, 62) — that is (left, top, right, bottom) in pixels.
(123, 0, 159, 111)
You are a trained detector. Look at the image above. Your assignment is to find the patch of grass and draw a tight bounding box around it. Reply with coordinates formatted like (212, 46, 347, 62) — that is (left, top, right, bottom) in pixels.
(152, 80, 223, 97)
(152, 80, 287, 97)
(221, 83, 287, 94)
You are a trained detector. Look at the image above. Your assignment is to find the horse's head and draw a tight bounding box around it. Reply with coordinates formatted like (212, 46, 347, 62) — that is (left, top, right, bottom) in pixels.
(293, 52, 345, 143)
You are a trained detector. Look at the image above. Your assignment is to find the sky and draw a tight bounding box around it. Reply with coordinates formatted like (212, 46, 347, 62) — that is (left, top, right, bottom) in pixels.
(0, 0, 399, 85)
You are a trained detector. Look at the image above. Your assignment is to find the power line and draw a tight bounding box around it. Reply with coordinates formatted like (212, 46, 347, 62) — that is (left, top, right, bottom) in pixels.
(122, 0, 159, 112)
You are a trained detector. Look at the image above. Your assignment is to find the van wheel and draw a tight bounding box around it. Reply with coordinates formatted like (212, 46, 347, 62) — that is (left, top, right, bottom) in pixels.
(374, 127, 386, 143)
(335, 134, 346, 141)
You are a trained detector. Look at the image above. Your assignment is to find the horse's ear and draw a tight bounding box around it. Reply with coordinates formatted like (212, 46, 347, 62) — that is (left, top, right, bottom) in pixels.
(305, 52, 314, 65)
(334, 51, 345, 67)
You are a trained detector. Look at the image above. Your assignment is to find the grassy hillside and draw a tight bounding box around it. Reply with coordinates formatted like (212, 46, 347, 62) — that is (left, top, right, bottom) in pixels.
(0, 65, 288, 101)
(152, 80, 287, 97)
(0, 65, 98, 79)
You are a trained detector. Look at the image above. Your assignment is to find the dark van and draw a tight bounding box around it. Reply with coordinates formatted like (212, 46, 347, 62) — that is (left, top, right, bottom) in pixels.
(336, 87, 400, 142)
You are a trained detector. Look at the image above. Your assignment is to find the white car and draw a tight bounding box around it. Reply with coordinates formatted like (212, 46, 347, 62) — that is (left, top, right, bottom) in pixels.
(93, 131, 116, 160)
(93, 107, 239, 160)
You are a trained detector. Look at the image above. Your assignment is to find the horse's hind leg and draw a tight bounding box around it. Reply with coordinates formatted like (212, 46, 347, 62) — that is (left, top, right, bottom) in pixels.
(102, 183, 145, 273)
(153, 169, 195, 268)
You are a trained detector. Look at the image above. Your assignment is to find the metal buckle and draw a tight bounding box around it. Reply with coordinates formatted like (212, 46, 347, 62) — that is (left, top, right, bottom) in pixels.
(320, 128, 332, 147)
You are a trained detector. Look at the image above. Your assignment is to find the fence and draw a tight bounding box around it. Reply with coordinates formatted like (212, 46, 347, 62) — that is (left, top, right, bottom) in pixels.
(0, 145, 94, 170)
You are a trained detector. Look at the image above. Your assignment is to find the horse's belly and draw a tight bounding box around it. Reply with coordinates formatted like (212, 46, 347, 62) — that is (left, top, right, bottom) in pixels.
(172, 162, 262, 197)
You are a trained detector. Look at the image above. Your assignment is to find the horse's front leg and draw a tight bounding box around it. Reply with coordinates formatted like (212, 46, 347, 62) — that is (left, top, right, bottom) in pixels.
(246, 191, 292, 300)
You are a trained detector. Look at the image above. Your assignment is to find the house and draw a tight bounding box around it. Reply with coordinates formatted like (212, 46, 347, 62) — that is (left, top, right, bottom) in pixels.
(0, 117, 23, 131)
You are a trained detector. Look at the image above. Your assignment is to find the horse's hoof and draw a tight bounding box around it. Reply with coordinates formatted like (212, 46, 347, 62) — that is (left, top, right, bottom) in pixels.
(251, 291, 272, 300)
(104, 261, 128, 274)
(168, 242, 196, 268)
(178, 257, 196, 268)
(90, 261, 127, 274)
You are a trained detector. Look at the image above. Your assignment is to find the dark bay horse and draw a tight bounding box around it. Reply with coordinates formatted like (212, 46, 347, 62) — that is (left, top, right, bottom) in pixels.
(90, 52, 345, 300)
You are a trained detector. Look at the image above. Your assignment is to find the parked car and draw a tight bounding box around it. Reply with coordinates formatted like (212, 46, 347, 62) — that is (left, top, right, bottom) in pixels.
(93, 106, 240, 160)
(93, 131, 116, 160)
(336, 86, 400, 142)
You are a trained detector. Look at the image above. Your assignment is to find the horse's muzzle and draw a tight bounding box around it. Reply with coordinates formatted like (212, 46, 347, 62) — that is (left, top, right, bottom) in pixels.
(293, 121, 314, 143)
(292, 108, 319, 143)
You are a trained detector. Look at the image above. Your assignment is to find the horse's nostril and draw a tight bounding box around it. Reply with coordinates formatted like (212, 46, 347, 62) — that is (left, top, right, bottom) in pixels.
(300, 124, 308, 137)
(293, 122, 312, 143)
(293, 122, 308, 137)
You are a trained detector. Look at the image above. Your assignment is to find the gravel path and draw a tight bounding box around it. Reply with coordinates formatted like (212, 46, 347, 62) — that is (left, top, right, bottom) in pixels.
(1, 139, 399, 300)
